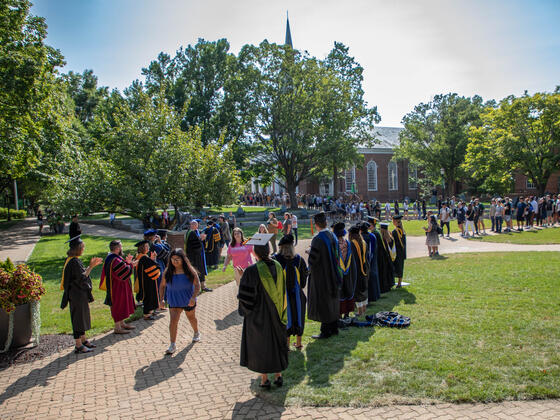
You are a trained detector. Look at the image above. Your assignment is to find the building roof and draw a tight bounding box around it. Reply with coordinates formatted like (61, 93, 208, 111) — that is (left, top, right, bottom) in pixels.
(358, 126, 404, 154)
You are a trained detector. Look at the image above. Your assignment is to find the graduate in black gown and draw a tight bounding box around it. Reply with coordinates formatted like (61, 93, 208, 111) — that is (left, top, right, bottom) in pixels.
(60, 235, 102, 353)
(308, 212, 341, 339)
(133, 240, 161, 320)
(391, 214, 407, 288)
(349, 225, 368, 317)
(362, 218, 381, 303)
(238, 234, 288, 389)
(68, 215, 81, 239)
(273, 234, 308, 350)
(377, 223, 395, 293)
(185, 220, 212, 292)
(203, 220, 221, 269)
(332, 222, 357, 319)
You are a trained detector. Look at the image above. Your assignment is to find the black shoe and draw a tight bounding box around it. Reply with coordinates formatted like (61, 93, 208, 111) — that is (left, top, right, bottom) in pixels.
(202, 287, 213, 292)
(311, 333, 330, 339)
(273, 376, 283, 387)
(259, 379, 271, 389)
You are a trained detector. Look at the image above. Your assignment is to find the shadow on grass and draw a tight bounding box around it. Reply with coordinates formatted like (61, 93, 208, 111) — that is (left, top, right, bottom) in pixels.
(256, 287, 416, 408)
(134, 342, 195, 391)
(0, 317, 152, 404)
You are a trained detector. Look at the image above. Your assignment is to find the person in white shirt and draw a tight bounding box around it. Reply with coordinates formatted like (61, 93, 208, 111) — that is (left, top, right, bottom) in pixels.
(291, 213, 298, 245)
(385, 202, 391, 220)
(440, 202, 451, 237)
(403, 200, 409, 221)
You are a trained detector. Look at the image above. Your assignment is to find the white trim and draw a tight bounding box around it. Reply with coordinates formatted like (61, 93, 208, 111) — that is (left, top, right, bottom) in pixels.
(526, 179, 536, 189)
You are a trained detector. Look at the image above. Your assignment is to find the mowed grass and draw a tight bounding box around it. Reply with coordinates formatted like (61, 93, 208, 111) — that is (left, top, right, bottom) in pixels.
(27, 234, 236, 335)
(469, 227, 560, 245)
(264, 252, 560, 406)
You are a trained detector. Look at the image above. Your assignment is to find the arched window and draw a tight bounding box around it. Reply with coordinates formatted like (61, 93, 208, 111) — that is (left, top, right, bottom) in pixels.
(367, 161, 377, 191)
(408, 164, 418, 190)
(345, 167, 356, 192)
(388, 161, 398, 191)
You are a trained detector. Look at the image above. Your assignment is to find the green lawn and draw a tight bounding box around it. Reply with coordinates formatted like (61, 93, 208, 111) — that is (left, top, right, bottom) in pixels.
(468, 227, 560, 245)
(27, 234, 236, 336)
(263, 252, 560, 406)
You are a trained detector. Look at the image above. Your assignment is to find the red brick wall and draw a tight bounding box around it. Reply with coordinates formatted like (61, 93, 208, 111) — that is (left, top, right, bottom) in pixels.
(514, 172, 560, 195)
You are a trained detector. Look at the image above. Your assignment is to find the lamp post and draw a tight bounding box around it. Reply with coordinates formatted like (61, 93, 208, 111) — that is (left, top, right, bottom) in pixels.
(440, 168, 445, 200)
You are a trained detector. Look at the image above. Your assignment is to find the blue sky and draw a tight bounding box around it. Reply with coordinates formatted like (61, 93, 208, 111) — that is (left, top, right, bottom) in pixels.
(33, 0, 560, 126)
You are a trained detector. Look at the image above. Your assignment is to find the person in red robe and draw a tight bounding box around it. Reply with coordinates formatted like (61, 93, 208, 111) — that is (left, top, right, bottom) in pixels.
(100, 240, 137, 334)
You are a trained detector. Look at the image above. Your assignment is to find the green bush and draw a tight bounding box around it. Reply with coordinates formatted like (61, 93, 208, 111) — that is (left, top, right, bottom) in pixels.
(0, 208, 27, 219)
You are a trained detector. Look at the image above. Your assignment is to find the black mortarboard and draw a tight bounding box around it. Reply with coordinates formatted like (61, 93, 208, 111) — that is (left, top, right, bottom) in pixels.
(332, 222, 346, 237)
(143, 229, 156, 237)
(135, 240, 149, 247)
(392, 214, 403, 220)
(278, 234, 294, 246)
(207, 220, 214, 226)
(66, 234, 83, 248)
(313, 212, 327, 224)
(359, 222, 370, 233)
(367, 216, 378, 224)
(380, 223, 389, 230)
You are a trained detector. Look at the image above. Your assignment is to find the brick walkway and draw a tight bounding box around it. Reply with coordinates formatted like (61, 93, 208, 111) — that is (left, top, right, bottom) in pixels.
(1, 281, 559, 419)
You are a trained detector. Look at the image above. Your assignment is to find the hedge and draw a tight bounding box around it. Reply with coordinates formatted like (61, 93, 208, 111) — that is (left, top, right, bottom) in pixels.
(0, 208, 27, 219)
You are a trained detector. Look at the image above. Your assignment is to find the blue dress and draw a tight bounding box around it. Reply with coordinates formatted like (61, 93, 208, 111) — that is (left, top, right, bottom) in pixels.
(166, 273, 195, 308)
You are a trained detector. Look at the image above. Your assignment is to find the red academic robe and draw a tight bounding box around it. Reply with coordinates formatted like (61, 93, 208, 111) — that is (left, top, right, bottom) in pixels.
(100, 254, 136, 323)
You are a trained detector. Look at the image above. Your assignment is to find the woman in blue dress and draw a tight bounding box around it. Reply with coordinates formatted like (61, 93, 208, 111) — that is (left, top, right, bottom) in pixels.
(159, 248, 201, 354)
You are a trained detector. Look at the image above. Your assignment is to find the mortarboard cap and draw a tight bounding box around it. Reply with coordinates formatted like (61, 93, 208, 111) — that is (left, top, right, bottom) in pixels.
(66, 234, 83, 248)
(359, 222, 370, 233)
(349, 225, 361, 234)
(245, 233, 274, 246)
(135, 239, 149, 247)
(157, 229, 167, 237)
(380, 223, 389, 230)
(143, 229, 156, 236)
(366, 216, 378, 224)
(392, 214, 403, 220)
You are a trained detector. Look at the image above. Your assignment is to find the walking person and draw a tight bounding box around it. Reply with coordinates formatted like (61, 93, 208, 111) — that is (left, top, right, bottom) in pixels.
(465, 203, 476, 237)
(424, 214, 440, 257)
(267, 212, 280, 254)
(60, 236, 102, 353)
(440, 202, 451, 238)
(281, 212, 292, 236)
(490, 199, 497, 232)
(134, 240, 161, 320)
(457, 201, 466, 236)
(495, 199, 504, 233)
(307, 212, 341, 339)
(219, 215, 232, 249)
(160, 248, 201, 354)
(237, 234, 288, 389)
(185, 220, 212, 292)
(37, 210, 44, 235)
(291, 213, 298, 245)
(223, 228, 254, 285)
(273, 234, 307, 350)
(100, 240, 137, 334)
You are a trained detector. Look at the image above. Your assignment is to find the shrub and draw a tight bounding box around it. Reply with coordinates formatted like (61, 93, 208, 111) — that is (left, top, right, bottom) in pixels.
(0, 263, 45, 313)
(0, 208, 27, 220)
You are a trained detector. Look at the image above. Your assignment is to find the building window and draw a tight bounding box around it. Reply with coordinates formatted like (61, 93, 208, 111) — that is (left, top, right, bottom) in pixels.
(526, 179, 535, 189)
(388, 161, 398, 191)
(367, 161, 377, 191)
(408, 164, 418, 190)
(345, 167, 356, 192)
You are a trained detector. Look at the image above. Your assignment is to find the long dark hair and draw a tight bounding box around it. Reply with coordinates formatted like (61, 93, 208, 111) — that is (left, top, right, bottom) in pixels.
(164, 248, 198, 284)
(230, 227, 245, 247)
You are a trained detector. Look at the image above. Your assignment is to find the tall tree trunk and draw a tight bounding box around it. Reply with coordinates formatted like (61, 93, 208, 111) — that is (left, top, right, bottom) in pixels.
(332, 163, 337, 197)
(286, 178, 298, 210)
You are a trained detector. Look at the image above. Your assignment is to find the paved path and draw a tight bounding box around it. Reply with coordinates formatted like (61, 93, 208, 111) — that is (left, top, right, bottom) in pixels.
(2, 221, 560, 418)
(0, 219, 40, 263)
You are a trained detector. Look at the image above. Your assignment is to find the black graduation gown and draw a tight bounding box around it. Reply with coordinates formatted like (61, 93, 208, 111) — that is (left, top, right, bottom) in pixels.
(204, 226, 221, 266)
(352, 238, 369, 304)
(185, 230, 206, 282)
(377, 237, 395, 293)
(135, 255, 160, 314)
(339, 240, 357, 315)
(273, 254, 308, 337)
(391, 228, 407, 278)
(238, 262, 289, 374)
(61, 257, 93, 333)
(307, 230, 340, 323)
(69, 222, 81, 239)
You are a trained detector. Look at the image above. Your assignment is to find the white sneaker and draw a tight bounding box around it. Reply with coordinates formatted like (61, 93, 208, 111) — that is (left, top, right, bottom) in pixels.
(192, 332, 201, 343)
(166, 343, 176, 354)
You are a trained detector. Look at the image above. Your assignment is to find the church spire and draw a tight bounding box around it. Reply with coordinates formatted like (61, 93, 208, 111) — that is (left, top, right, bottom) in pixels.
(285, 11, 293, 47)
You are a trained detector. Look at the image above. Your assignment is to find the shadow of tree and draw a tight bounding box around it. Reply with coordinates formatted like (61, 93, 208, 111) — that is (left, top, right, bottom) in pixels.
(133, 342, 195, 391)
(0, 319, 151, 405)
(214, 309, 243, 331)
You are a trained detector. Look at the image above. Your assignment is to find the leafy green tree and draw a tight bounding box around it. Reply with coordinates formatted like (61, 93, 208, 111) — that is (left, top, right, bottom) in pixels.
(319, 42, 380, 195)
(0, 0, 65, 198)
(464, 90, 560, 195)
(62, 69, 108, 127)
(395, 93, 486, 195)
